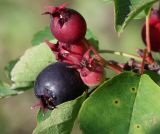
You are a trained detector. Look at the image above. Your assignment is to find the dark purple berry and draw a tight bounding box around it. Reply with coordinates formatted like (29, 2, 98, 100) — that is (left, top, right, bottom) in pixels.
(45, 5, 87, 43)
(34, 62, 86, 110)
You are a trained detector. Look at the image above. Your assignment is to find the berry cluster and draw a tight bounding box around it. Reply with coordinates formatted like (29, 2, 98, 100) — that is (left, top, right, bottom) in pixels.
(44, 5, 105, 87)
(34, 5, 105, 110)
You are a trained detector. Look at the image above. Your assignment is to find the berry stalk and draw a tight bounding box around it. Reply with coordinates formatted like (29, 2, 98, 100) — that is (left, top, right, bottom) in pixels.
(140, 49, 147, 74)
(106, 61, 122, 74)
(98, 49, 142, 61)
(146, 12, 151, 53)
(159, 0, 160, 15)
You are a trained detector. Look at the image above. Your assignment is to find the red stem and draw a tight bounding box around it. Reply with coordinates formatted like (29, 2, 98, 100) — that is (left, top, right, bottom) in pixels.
(107, 62, 122, 74)
(146, 14, 151, 53)
(84, 38, 123, 74)
(140, 49, 147, 75)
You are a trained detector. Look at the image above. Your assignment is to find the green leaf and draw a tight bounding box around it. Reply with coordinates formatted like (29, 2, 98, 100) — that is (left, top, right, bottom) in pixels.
(103, 0, 113, 3)
(4, 59, 33, 92)
(11, 81, 33, 91)
(85, 29, 99, 50)
(4, 59, 19, 79)
(0, 81, 21, 99)
(114, 0, 158, 33)
(37, 109, 52, 124)
(133, 11, 146, 19)
(11, 43, 56, 83)
(79, 72, 160, 134)
(33, 94, 86, 134)
(144, 70, 160, 85)
(32, 26, 57, 46)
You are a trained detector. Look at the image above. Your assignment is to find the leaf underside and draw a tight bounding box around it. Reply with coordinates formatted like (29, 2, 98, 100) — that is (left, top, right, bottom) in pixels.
(33, 94, 86, 134)
(11, 43, 56, 83)
(0, 81, 19, 99)
(114, 0, 158, 33)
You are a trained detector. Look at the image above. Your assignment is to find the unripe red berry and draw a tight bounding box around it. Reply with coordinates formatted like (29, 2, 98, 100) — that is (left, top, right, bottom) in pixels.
(46, 6, 87, 43)
(141, 9, 160, 52)
(78, 65, 105, 87)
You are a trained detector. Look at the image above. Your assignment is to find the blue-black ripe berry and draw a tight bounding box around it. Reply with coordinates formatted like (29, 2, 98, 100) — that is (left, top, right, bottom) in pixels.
(34, 62, 86, 110)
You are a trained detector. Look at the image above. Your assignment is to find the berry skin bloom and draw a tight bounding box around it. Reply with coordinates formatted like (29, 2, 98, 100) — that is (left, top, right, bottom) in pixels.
(142, 9, 160, 52)
(34, 62, 86, 110)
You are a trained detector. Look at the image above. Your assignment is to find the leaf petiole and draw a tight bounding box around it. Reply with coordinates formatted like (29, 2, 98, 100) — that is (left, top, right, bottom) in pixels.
(98, 49, 142, 61)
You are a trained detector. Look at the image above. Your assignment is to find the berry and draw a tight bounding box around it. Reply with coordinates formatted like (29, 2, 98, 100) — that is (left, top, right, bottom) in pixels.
(141, 9, 160, 52)
(78, 65, 105, 87)
(34, 62, 86, 110)
(77, 48, 105, 87)
(45, 5, 87, 43)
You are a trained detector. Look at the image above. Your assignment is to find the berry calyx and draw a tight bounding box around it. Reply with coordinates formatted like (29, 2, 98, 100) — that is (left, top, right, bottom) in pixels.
(59, 40, 88, 55)
(45, 39, 89, 65)
(34, 62, 86, 110)
(45, 5, 87, 43)
(77, 48, 105, 87)
(141, 9, 160, 52)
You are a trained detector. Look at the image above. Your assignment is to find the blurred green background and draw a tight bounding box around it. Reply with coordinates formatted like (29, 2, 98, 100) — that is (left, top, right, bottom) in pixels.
(0, 0, 144, 133)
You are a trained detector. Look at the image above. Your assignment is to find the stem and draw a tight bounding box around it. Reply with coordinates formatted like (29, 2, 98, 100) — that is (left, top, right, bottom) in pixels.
(159, 0, 160, 15)
(145, 10, 155, 64)
(105, 61, 123, 74)
(146, 12, 151, 53)
(140, 49, 147, 75)
(83, 39, 123, 74)
(98, 50, 142, 61)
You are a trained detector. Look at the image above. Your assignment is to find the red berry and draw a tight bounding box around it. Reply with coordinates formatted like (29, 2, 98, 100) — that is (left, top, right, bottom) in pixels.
(141, 9, 160, 52)
(78, 65, 105, 87)
(77, 48, 105, 87)
(45, 6, 87, 43)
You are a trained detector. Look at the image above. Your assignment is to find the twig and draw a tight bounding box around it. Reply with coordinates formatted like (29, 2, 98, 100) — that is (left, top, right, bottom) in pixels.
(146, 12, 151, 53)
(106, 61, 123, 74)
(98, 50, 142, 61)
(140, 49, 147, 75)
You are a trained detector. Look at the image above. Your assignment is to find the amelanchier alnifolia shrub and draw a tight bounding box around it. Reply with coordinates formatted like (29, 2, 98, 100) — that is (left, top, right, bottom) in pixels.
(2, 1, 160, 133)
